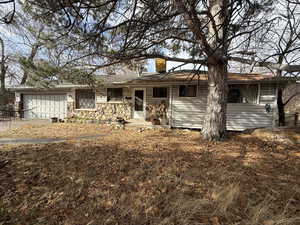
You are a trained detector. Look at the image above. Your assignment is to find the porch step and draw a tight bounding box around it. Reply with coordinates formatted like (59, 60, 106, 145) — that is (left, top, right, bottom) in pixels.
(126, 119, 152, 125)
(125, 119, 170, 130)
(125, 119, 152, 129)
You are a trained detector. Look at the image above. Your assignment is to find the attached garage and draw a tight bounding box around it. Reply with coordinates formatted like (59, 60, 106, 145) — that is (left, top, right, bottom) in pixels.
(23, 94, 67, 119)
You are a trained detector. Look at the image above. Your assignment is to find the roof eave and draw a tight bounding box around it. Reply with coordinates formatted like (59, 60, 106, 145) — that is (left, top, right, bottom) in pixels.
(8, 84, 90, 91)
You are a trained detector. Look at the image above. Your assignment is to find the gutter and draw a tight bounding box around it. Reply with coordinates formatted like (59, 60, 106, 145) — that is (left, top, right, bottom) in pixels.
(8, 84, 90, 91)
(8, 76, 298, 91)
(8, 81, 131, 91)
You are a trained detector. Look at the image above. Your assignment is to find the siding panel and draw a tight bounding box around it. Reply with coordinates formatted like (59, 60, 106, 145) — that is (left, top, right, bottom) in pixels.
(171, 85, 274, 131)
(96, 88, 107, 103)
(259, 83, 277, 105)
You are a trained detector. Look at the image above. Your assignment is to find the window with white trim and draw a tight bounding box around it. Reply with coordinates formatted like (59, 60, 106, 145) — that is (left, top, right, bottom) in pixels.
(179, 85, 197, 97)
(107, 88, 123, 102)
(228, 84, 258, 104)
(75, 89, 95, 109)
(228, 88, 242, 103)
(153, 87, 167, 98)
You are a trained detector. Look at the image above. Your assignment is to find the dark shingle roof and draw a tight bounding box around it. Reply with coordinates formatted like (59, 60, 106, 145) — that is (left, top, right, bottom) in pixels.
(126, 70, 299, 84)
(9, 70, 298, 91)
(98, 73, 139, 84)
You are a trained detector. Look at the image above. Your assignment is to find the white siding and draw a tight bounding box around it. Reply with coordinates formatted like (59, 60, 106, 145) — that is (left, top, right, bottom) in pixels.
(96, 88, 107, 103)
(171, 85, 206, 129)
(226, 104, 273, 130)
(123, 87, 131, 98)
(259, 83, 277, 105)
(170, 85, 274, 131)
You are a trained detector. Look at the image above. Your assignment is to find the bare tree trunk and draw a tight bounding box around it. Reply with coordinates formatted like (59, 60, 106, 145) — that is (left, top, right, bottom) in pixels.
(202, 61, 228, 141)
(0, 37, 6, 94)
(20, 44, 40, 85)
(202, 0, 229, 141)
(20, 27, 44, 85)
(20, 68, 28, 85)
(0, 65, 5, 93)
(275, 68, 285, 126)
(277, 88, 285, 126)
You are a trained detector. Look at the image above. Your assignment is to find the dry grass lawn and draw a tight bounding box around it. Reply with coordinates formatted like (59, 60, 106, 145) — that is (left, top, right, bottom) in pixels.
(0, 123, 112, 139)
(0, 124, 300, 225)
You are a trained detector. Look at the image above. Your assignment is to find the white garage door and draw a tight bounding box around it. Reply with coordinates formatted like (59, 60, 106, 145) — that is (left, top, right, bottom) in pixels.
(23, 94, 67, 119)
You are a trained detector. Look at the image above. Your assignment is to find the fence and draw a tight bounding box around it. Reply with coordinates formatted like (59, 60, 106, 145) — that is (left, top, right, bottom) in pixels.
(0, 91, 15, 106)
(0, 104, 17, 131)
(0, 104, 16, 119)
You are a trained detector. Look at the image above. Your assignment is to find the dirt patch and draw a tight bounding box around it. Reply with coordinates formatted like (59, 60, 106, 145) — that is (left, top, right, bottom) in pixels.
(0, 123, 112, 139)
(0, 129, 299, 225)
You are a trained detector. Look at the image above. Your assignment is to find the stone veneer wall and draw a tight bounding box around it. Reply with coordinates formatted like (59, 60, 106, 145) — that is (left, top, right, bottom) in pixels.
(67, 102, 75, 117)
(145, 101, 169, 125)
(68, 102, 132, 121)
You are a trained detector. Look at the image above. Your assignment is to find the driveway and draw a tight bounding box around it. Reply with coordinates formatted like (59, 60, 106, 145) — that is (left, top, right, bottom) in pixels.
(0, 119, 50, 132)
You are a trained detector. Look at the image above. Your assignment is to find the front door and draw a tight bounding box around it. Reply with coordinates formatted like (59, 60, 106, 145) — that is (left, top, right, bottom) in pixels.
(133, 89, 145, 119)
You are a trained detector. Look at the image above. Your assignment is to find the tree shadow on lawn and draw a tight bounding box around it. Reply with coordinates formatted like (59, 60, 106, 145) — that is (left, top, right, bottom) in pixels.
(0, 134, 300, 225)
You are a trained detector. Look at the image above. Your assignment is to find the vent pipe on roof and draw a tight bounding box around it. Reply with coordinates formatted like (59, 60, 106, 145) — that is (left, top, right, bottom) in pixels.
(155, 58, 166, 73)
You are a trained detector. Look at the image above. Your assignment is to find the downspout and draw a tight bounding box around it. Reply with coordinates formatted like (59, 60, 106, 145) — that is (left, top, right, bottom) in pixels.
(169, 85, 173, 127)
(273, 83, 279, 127)
(0, 37, 6, 93)
(257, 83, 261, 104)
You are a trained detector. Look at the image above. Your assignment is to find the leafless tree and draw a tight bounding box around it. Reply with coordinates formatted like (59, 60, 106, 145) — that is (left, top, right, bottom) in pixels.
(249, 0, 300, 126)
(21, 0, 300, 141)
(0, 36, 8, 93)
(0, 0, 15, 24)
(1, 1, 61, 85)
(274, 1, 300, 126)
(0, 0, 298, 140)
(16, 24, 45, 85)
(0, 0, 15, 94)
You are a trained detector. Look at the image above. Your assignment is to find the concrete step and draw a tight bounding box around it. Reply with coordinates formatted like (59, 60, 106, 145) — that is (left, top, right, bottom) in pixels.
(125, 119, 170, 130)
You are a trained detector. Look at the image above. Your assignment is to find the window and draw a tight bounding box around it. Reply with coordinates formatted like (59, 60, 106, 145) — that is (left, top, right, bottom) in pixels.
(76, 89, 95, 109)
(228, 88, 242, 103)
(153, 87, 167, 98)
(107, 88, 123, 102)
(179, 85, 197, 97)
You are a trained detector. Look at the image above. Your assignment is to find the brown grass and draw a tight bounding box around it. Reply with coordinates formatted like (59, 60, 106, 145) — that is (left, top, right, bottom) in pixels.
(242, 127, 300, 145)
(0, 126, 300, 225)
(0, 123, 112, 139)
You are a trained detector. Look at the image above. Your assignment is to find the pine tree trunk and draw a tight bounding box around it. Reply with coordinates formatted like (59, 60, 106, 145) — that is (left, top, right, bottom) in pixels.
(202, 61, 228, 141)
(20, 44, 40, 85)
(20, 70, 28, 85)
(0, 70, 7, 105)
(0, 68, 4, 93)
(201, 0, 229, 141)
(277, 88, 285, 126)
(0, 37, 5, 94)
